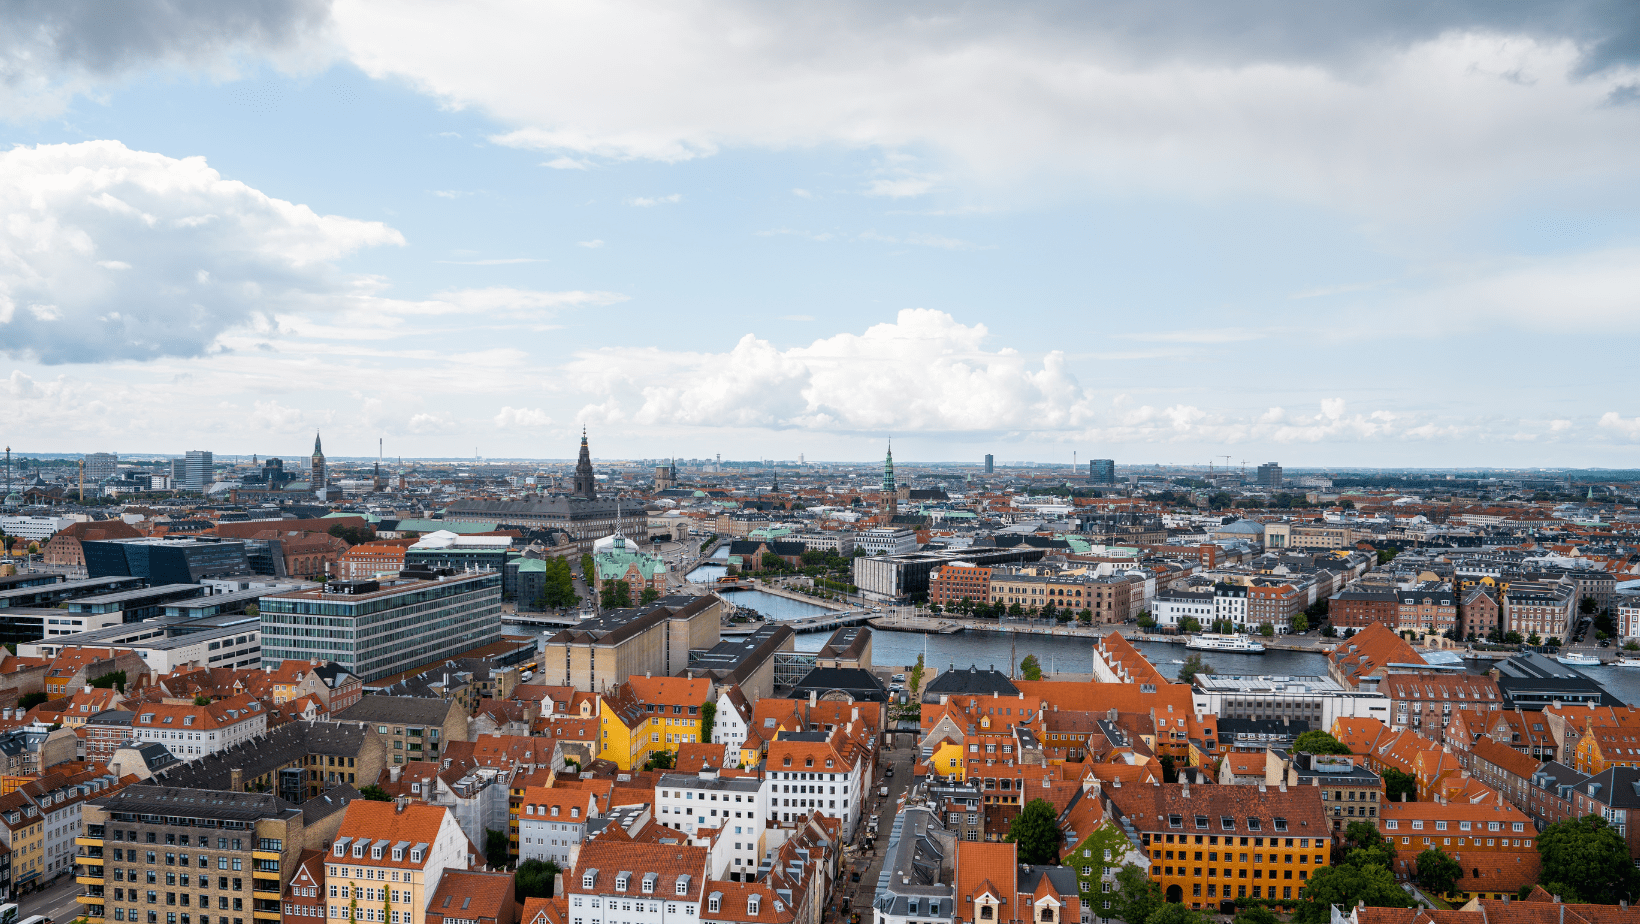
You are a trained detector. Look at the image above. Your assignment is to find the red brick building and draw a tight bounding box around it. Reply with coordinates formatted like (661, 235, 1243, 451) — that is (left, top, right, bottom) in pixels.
(1329, 587, 1400, 630)
(929, 564, 993, 607)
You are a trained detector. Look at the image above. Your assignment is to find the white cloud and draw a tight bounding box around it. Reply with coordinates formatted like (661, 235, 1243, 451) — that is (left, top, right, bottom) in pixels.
(791, 188, 815, 199)
(494, 406, 553, 428)
(0, 140, 403, 363)
(577, 239, 605, 248)
(249, 399, 305, 431)
(865, 177, 935, 198)
(781, 314, 814, 321)
(434, 257, 543, 264)
(542, 156, 591, 170)
(627, 194, 682, 207)
(1598, 412, 1640, 439)
(1549, 419, 1573, 432)
(330, 4, 1640, 216)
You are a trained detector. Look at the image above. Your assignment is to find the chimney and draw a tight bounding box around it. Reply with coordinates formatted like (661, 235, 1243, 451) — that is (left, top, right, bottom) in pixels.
(230, 768, 243, 791)
(852, 707, 860, 722)
(389, 766, 401, 783)
(1258, 781, 1266, 793)
(1180, 779, 1189, 798)
(809, 690, 818, 707)
(1278, 781, 1286, 793)
(396, 797, 409, 813)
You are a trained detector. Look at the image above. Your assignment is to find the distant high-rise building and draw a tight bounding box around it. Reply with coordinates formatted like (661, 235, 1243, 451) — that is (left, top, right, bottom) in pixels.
(1089, 459, 1116, 484)
(1257, 462, 1283, 488)
(984, 454, 994, 474)
(183, 450, 212, 493)
(84, 452, 118, 483)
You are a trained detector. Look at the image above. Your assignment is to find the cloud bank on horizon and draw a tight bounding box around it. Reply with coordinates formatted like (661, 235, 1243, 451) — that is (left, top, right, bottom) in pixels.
(2, 1, 1639, 463)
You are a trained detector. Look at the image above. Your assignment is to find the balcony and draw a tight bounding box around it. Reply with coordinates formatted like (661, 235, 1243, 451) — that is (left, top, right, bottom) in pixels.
(253, 881, 282, 897)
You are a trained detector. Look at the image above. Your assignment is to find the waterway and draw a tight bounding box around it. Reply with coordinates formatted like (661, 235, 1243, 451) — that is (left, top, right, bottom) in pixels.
(685, 545, 731, 582)
(718, 588, 835, 621)
(793, 628, 1640, 703)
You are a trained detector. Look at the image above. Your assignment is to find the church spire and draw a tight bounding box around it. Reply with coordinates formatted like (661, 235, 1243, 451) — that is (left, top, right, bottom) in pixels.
(884, 439, 898, 519)
(573, 428, 597, 500)
(314, 431, 323, 456)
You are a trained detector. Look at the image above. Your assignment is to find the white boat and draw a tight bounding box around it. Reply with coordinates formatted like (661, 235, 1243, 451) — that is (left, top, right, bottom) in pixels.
(1185, 633, 1267, 653)
(1556, 653, 1601, 667)
(1614, 659, 1640, 669)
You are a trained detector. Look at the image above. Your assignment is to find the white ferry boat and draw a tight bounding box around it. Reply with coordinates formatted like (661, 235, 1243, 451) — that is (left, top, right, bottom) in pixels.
(1185, 633, 1267, 653)
(1613, 658, 1640, 669)
(1556, 653, 1601, 667)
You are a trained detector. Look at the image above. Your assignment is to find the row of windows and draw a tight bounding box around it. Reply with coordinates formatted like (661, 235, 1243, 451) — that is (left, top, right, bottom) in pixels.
(109, 910, 241, 923)
(111, 852, 243, 869)
(1153, 865, 1308, 881)
(111, 869, 243, 885)
(1151, 850, 1320, 865)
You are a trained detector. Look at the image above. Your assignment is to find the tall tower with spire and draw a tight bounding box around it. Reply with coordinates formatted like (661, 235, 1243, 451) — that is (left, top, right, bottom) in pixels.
(572, 429, 597, 500)
(311, 432, 327, 495)
(883, 440, 898, 519)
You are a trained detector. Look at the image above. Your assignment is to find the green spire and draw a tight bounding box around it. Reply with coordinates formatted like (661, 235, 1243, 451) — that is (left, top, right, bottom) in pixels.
(883, 439, 896, 494)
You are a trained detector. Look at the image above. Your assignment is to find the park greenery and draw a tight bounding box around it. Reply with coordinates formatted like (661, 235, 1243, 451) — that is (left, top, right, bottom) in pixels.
(1537, 815, 1640, 904)
(1291, 730, 1352, 755)
(1004, 798, 1061, 865)
(530, 557, 579, 609)
(1293, 822, 1412, 923)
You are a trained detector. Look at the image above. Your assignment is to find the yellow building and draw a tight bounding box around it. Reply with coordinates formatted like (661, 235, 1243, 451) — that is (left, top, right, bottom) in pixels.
(931, 741, 966, 780)
(598, 677, 712, 771)
(328, 801, 476, 924)
(1, 795, 45, 892)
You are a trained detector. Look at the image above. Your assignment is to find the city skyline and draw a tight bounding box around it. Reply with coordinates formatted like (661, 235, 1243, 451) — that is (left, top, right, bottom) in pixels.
(3, 4, 1640, 464)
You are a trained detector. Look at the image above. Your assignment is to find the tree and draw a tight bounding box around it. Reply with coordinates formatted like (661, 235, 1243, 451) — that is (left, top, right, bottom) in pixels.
(1259, 624, 1275, 637)
(699, 701, 717, 744)
(1376, 547, 1400, 566)
(515, 859, 561, 898)
(1504, 631, 1523, 645)
(640, 586, 661, 605)
(1340, 499, 1356, 510)
(1415, 846, 1463, 895)
(1179, 616, 1202, 634)
(484, 828, 511, 869)
(358, 785, 393, 802)
(1538, 814, 1640, 904)
(1020, 654, 1043, 681)
(600, 579, 632, 609)
(910, 654, 925, 699)
(761, 552, 787, 572)
(1295, 861, 1413, 923)
(1581, 596, 1599, 615)
(89, 669, 127, 693)
(1107, 864, 1163, 924)
(1291, 614, 1309, 633)
(1004, 798, 1061, 864)
(1292, 731, 1352, 755)
(644, 750, 675, 771)
(1381, 768, 1417, 803)
(1339, 821, 1395, 868)
(1136, 615, 1156, 629)
(1233, 907, 1279, 924)
(193, 694, 212, 706)
(1176, 654, 1212, 685)
(1008, 602, 1024, 617)
(1041, 602, 1058, 621)
(1147, 905, 1207, 924)
(1078, 608, 1093, 625)
(18, 691, 47, 710)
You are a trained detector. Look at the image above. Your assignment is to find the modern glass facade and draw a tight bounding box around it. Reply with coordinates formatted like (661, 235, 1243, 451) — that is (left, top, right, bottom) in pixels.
(258, 572, 502, 680)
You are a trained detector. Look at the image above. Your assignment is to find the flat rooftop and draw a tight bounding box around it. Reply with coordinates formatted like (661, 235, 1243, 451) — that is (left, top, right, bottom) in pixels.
(263, 571, 497, 602)
(1195, 674, 1348, 695)
(68, 583, 203, 606)
(0, 576, 145, 603)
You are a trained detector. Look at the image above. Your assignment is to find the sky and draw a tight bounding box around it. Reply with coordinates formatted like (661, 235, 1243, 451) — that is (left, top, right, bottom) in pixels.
(3, 1, 1640, 467)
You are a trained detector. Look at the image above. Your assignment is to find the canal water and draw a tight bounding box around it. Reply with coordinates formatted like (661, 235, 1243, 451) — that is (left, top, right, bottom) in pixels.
(719, 588, 836, 621)
(793, 628, 1640, 703)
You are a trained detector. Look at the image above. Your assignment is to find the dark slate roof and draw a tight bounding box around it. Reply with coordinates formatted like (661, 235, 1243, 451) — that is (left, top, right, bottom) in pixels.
(153, 721, 371, 792)
(1575, 767, 1640, 808)
(789, 667, 890, 703)
(335, 696, 456, 725)
(924, 665, 1018, 699)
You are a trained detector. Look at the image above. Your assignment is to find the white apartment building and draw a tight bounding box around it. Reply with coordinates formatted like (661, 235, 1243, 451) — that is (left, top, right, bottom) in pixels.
(130, 695, 266, 760)
(519, 784, 603, 867)
(766, 732, 869, 841)
(710, 688, 751, 758)
(1151, 590, 1214, 629)
(655, 770, 767, 880)
(1213, 583, 1248, 627)
(856, 529, 918, 557)
(0, 516, 74, 543)
(570, 840, 707, 924)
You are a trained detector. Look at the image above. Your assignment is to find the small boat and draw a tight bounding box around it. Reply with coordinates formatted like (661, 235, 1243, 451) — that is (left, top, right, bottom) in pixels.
(1185, 633, 1267, 653)
(1612, 659, 1640, 669)
(1168, 659, 1185, 665)
(1556, 653, 1601, 667)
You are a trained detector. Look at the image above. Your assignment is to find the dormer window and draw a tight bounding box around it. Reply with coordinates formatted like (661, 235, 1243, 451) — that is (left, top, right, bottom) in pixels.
(551, 806, 560, 817)
(708, 893, 722, 914)
(571, 807, 580, 819)
(583, 870, 597, 889)
(1194, 816, 1208, 830)
(1168, 815, 1183, 829)
(981, 907, 994, 920)
(392, 848, 404, 861)
(371, 845, 383, 860)
(676, 875, 691, 896)
(163, 716, 174, 724)
(1246, 819, 1261, 832)
(748, 896, 760, 916)
(353, 842, 367, 858)
(642, 873, 656, 894)
(615, 874, 629, 892)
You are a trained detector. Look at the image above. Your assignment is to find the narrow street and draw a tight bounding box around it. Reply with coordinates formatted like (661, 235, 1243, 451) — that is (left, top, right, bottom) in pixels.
(834, 733, 918, 924)
(17, 871, 84, 924)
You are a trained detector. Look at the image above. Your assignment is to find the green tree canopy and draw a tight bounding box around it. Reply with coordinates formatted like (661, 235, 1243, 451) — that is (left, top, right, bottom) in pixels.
(1381, 768, 1417, 803)
(1292, 730, 1352, 755)
(89, 669, 127, 693)
(644, 749, 675, 771)
(1146, 904, 1208, 924)
(515, 859, 561, 898)
(1004, 798, 1061, 865)
(699, 702, 716, 744)
(1179, 616, 1202, 634)
(1294, 860, 1414, 924)
(910, 654, 925, 698)
(640, 586, 661, 605)
(1232, 907, 1278, 924)
(1107, 864, 1163, 924)
(1020, 654, 1043, 681)
(1177, 654, 1213, 684)
(1414, 847, 1463, 895)
(1538, 815, 1640, 904)
(1339, 821, 1395, 869)
(358, 785, 393, 802)
(600, 579, 632, 609)
(484, 828, 510, 870)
